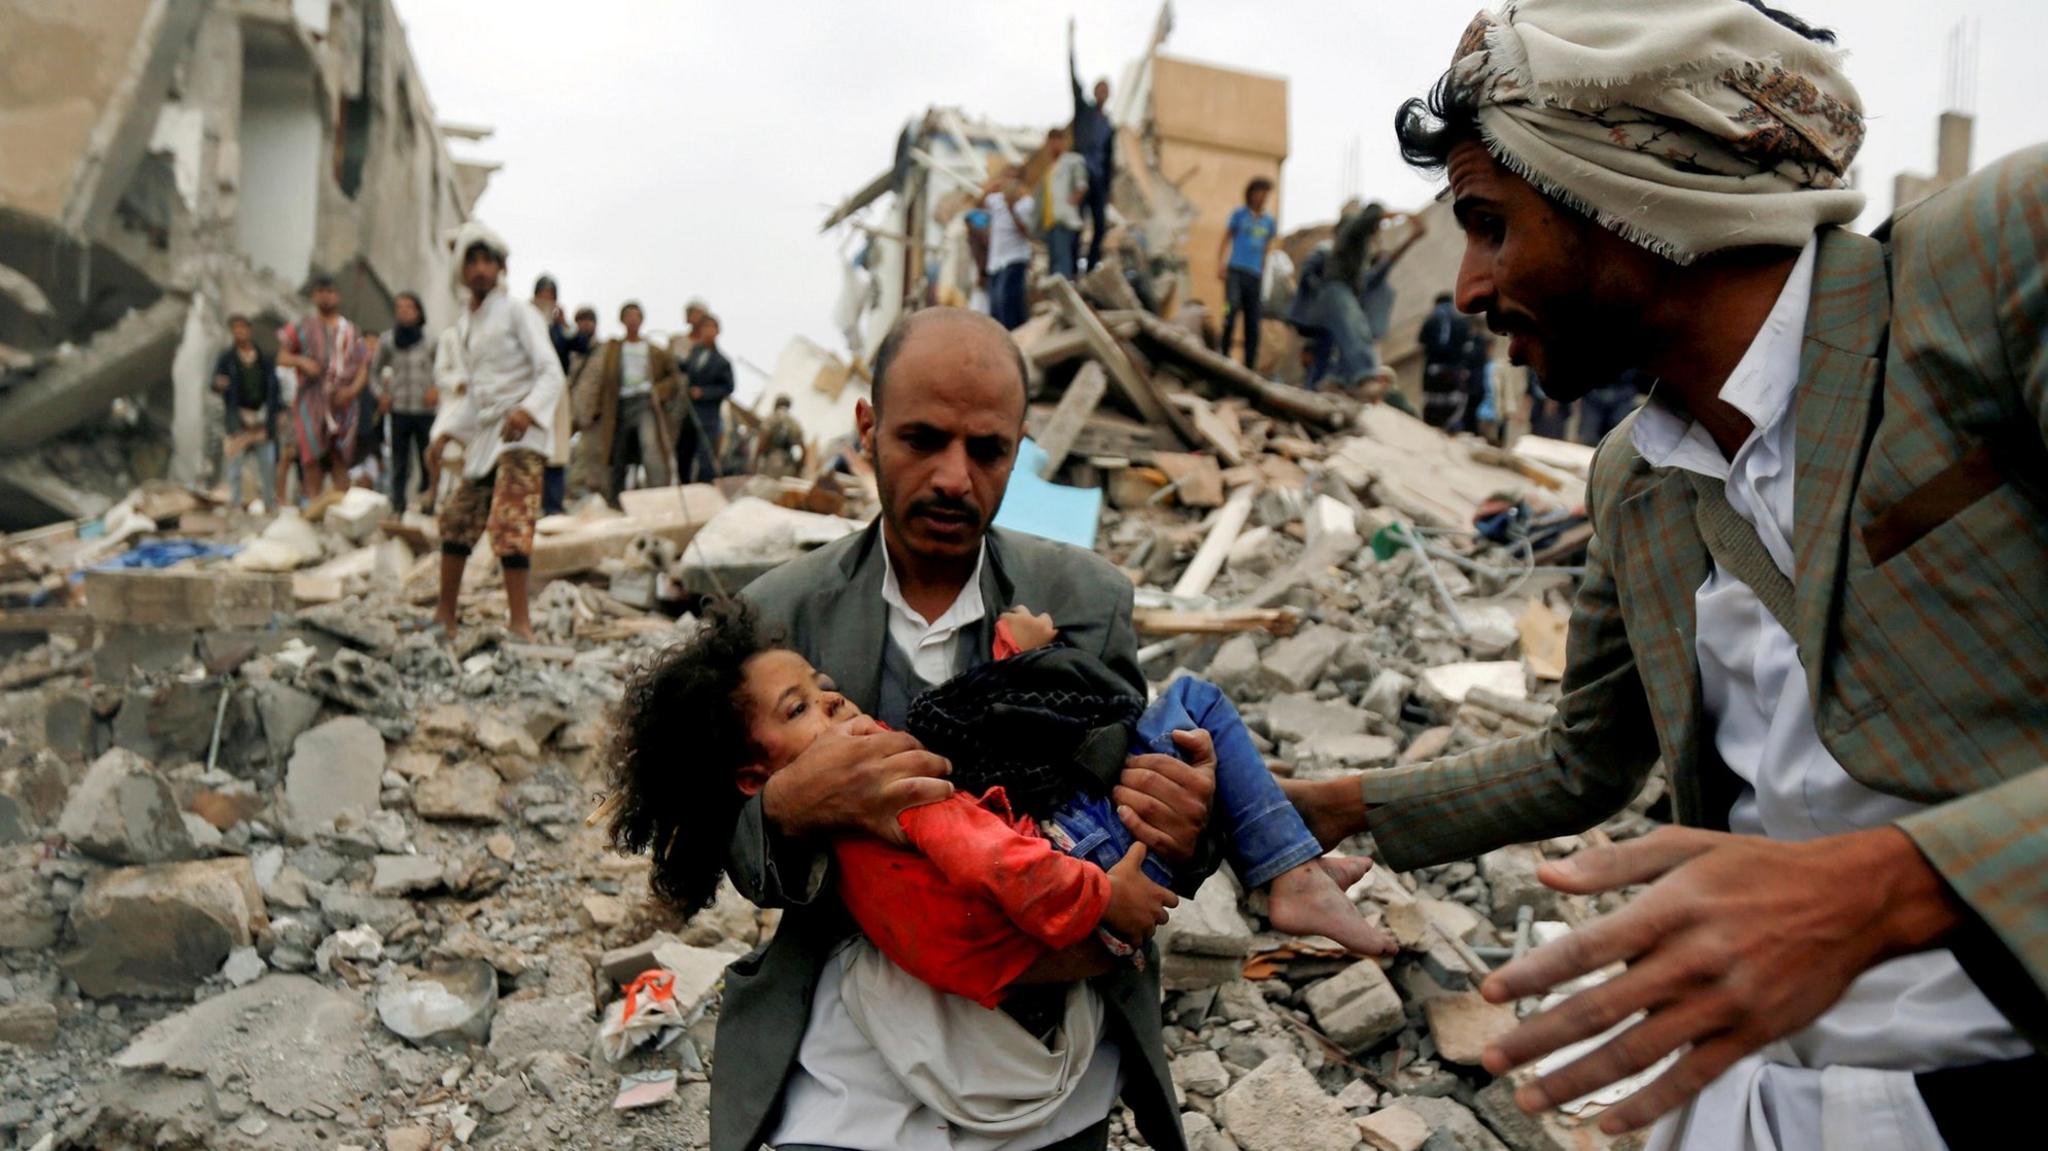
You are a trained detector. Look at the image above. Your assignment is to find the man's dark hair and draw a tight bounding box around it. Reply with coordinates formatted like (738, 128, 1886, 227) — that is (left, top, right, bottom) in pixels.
(1395, 2, 1837, 173)
(574, 305, 597, 322)
(868, 309, 1028, 426)
(603, 599, 774, 917)
(395, 291, 425, 327)
(309, 274, 337, 292)
(619, 300, 643, 321)
(534, 274, 559, 299)
(226, 313, 252, 328)
(461, 241, 502, 267)
(1245, 176, 1274, 201)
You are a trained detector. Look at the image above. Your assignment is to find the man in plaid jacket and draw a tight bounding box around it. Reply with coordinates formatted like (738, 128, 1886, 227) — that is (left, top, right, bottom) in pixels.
(1287, 2, 2045, 1147)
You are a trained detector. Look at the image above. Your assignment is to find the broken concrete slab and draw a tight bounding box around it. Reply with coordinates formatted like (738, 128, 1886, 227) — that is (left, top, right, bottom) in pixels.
(1256, 623, 1347, 694)
(324, 487, 391, 544)
(110, 974, 380, 1122)
(1215, 1052, 1357, 1151)
(83, 567, 291, 630)
(1358, 1105, 1432, 1151)
(1163, 873, 1254, 958)
(487, 992, 598, 1064)
(61, 857, 266, 999)
(1302, 958, 1405, 1053)
(370, 853, 445, 896)
(1424, 991, 1519, 1067)
(1173, 1049, 1231, 1096)
(1478, 844, 1560, 928)
(281, 716, 385, 840)
(1263, 692, 1369, 746)
(377, 959, 498, 1048)
(55, 748, 195, 864)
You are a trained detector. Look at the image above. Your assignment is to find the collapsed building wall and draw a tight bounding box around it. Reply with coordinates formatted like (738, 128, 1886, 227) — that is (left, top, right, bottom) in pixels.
(0, 0, 486, 528)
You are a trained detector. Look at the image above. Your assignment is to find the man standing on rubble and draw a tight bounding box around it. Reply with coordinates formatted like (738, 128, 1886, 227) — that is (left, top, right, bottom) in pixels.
(570, 301, 680, 504)
(212, 314, 281, 511)
(431, 222, 564, 643)
(530, 275, 577, 516)
(983, 167, 1038, 330)
(1042, 127, 1090, 280)
(720, 307, 1224, 1151)
(1287, 2, 2045, 1146)
(277, 275, 371, 502)
(678, 311, 735, 483)
(1068, 18, 1116, 272)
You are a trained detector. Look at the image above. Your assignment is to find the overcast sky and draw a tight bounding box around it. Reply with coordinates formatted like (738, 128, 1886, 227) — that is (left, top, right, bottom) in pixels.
(394, 0, 2047, 402)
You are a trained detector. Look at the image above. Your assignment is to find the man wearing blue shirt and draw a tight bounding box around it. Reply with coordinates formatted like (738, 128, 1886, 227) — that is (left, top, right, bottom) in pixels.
(1217, 177, 1278, 369)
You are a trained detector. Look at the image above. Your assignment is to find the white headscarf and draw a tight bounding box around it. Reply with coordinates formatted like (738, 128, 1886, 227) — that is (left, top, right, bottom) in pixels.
(1452, 0, 1867, 263)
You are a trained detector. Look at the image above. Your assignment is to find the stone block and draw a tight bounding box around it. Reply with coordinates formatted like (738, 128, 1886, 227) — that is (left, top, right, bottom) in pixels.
(1360, 669, 1415, 721)
(1424, 991, 1519, 1066)
(1215, 1053, 1356, 1151)
(1479, 844, 1559, 928)
(1257, 625, 1347, 694)
(412, 761, 504, 823)
(0, 1002, 59, 1047)
(488, 992, 597, 1064)
(1165, 873, 1254, 958)
(370, 854, 446, 896)
(1302, 959, 1404, 1053)
(61, 858, 266, 999)
(1173, 1049, 1231, 1096)
(1206, 634, 1263, 700)
(57, 748, 195, 864)
(282, 717, 385, 840)
(84, 568, 292, 629)
(1387, 1094, 1509, 1151)
(1262, 692, 1368, 746)
(91, 624, 198, 683)
(1359, 1105, 1432, 1151)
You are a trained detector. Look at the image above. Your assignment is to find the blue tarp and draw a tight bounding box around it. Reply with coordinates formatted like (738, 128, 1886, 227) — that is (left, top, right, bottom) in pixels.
(85, 539, 242, 572)
(992, 439, 1102, 551)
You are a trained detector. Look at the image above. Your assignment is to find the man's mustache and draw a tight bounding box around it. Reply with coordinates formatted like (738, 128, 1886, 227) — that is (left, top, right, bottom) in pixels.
(909, 495, 980, 520)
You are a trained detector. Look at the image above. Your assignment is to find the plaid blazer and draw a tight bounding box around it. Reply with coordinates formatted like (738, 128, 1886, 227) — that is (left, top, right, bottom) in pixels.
(1361, 146, 2048, 1038)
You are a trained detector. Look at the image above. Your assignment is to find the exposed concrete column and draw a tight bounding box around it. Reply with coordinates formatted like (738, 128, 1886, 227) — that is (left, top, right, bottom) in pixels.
(170, 297, 220, 484)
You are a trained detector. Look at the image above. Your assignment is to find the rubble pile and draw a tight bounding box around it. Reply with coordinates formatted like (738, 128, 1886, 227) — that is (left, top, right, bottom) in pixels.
(0, 367, 1656, 1151)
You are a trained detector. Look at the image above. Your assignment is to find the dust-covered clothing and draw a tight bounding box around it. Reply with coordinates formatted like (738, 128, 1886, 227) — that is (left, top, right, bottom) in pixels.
(437, 446, 545, 563)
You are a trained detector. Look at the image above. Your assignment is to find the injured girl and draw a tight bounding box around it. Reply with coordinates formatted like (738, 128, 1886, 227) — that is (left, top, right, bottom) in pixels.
(600, 598, 1394, 1132)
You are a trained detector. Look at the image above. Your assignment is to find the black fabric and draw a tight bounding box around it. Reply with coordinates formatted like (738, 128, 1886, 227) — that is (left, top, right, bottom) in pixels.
(905, 644, 1142, 821)
(1916, 1053, 2047, 1148)
(392, 323, 424, 350)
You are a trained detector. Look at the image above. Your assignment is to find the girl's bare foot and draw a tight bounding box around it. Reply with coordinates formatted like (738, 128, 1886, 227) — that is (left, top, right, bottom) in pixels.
(1267, 857, 1398, 956)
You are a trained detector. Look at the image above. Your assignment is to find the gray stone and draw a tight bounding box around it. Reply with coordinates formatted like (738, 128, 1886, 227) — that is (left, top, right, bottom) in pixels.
(371, 853, 445, 895)
(1384, 1095, 1508, 1151)
(1331, 635, 1380, 682)
(0, 1001, 58, 1046)
(56, 749, 195, 864)
(412, 761, 504, 823)
(1292, 732, 1400, 773)
(475, 715, 539, 759)
(488, 992, 596, 1063)
(1173, 1049, 1231, 1096)
(0, 851, 61, 950)
(61, 858, 266, 999)
(1262, 692, 1369, 746)
(300, 648, 413, 737)
(1302, 959, 1404, 1053)
(1164, 873, 1254, 958)
(1478, 844, 1559, 928)
(298, 599, 400, 655)
(1359, 1105, 1432, 1151)
(1471, 1079, 1597, 1151)
(282, 717, 385, 840)
(1257, 625, 1347, 694)
(1360, 669, 1415, 721)
(377, 959, 498, 1048)
(221, 945, 266, 987)
(109, 678, 229, 763)
(479, 1073, 524, 1115)
(43, 689, 96, 760)
(1215, 1053, 1356, 1151)
(319, 889, 417, 937)
(252, 679, 323, 766)
(1206, 634, 1264, 700)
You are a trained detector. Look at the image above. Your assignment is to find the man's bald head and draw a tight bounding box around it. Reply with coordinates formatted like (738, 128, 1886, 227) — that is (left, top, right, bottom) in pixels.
(869, 307, 1028, 426)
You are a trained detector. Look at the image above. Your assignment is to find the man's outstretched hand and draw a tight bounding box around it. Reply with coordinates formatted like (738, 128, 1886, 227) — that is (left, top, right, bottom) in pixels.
(760, 717, 952, 847)
(1115, 727, 1216, 868)
(1477, 825, 1962, 1134)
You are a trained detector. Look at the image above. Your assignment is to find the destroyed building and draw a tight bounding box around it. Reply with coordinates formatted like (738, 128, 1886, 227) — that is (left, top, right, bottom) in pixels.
(0, 0, 490, 529)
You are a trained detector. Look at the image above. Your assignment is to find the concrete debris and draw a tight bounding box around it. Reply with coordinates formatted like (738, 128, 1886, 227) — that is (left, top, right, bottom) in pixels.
(1303, 958, 1407, 1053)
(62, 857, 266, 999)
(282, 716, 387, 840)
(377, 959, 499, 1048)
(55, 748, 195, 864)
(412, 761, 506, 823)
(1215, 1053, 1359, 1151)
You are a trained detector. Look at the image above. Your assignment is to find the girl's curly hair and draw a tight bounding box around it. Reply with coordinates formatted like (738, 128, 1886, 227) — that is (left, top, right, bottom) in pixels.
(602, 598, 774, 918)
